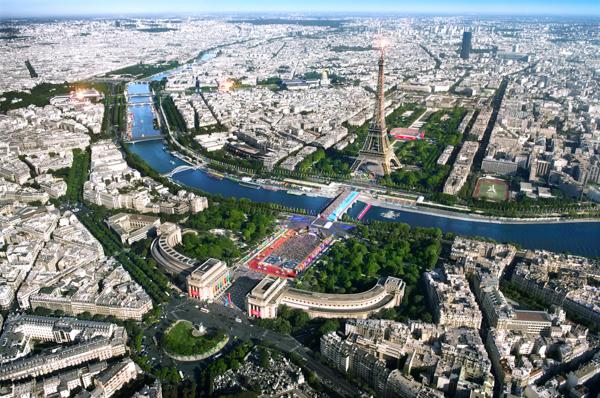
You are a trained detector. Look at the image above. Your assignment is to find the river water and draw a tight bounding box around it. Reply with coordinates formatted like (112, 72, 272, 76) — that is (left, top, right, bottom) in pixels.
(126, 82, 161, 139)
(124, 61, 600, 257)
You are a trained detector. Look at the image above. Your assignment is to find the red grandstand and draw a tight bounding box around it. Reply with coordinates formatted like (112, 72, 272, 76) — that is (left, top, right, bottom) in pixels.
(248, 228, 333, 279)
(390, 127, 425, 141)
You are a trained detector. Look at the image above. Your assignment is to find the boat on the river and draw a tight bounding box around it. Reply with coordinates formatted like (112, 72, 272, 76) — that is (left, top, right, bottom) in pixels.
(240, 182, 260, 189)
(208, 171, 224, 180)
(304, 192, 322, 197)
(381, 210, 400, 219)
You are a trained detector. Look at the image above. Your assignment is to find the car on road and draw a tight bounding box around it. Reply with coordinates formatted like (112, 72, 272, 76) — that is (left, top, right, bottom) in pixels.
(200, 307, 209, 313)
(235, 317, 242, 323)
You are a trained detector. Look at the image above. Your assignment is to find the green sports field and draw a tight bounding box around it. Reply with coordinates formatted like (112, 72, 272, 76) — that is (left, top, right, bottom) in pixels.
(473, 178, 509, 202)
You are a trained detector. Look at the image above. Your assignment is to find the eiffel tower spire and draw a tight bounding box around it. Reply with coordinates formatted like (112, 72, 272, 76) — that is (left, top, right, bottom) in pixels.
(352, 46, 401, 176)
(374, 50, 386, 133)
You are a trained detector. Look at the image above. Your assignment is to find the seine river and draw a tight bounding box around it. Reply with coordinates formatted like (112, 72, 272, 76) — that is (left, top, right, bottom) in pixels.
(125, 81, 600, 257)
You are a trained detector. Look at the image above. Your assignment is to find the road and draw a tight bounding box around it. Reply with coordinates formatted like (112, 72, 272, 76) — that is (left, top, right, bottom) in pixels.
(142, 297, 360, 397)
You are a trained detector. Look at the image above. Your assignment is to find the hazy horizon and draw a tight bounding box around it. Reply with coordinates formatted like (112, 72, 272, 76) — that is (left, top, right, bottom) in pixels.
(1, 0, 600, 18)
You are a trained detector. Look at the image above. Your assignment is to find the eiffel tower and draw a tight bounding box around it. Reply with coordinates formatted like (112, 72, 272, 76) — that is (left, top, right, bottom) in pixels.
(351, 47, 400, 176)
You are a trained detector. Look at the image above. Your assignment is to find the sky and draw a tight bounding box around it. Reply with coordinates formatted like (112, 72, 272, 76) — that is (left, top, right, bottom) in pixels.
(1, 0, 599, 18)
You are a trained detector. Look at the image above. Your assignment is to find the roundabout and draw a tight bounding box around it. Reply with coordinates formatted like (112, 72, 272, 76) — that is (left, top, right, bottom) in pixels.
(162, 319, 229, 362)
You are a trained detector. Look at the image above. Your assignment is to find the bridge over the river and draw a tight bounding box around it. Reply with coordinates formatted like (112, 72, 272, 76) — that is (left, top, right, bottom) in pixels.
(163, 164, 204, 178)
(124, 133, 165, 144)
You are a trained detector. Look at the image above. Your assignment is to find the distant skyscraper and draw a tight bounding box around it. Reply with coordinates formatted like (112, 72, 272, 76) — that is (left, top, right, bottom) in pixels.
(320, 69, 330, 87)
(460, 31, 472, 60)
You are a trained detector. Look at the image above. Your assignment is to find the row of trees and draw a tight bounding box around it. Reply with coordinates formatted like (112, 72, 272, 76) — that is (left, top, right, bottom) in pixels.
(469, 195, 599, 217)
(101, 92, 127, 137)
(161, 95, 188, 132)
(65, 148, 90, 202)
(123, 150, 169, 183)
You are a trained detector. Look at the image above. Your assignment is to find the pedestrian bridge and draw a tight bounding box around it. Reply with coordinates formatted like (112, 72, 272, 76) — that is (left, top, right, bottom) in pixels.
(128, 101, 153, 107)
(163, 164, 203, 177)
(124, 134, 164, 144)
